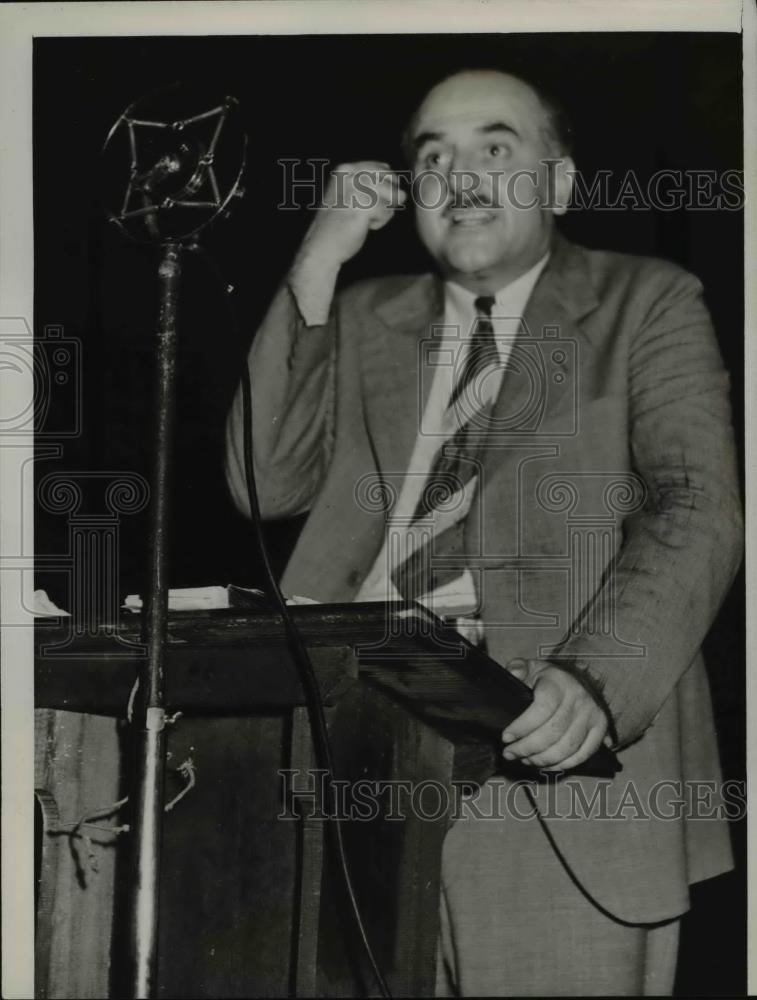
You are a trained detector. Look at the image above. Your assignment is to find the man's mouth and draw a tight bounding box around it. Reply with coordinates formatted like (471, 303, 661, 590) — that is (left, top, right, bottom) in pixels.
(447, 208, 495, 226)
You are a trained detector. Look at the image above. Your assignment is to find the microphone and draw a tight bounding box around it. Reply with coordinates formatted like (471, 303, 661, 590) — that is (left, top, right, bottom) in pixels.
(102, 83, 246, 244)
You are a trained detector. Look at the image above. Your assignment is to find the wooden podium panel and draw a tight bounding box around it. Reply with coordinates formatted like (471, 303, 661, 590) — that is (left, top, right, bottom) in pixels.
(313, 680, 454, 998)
(36, 709, 304, 998)
(34, 609, 458, 998)
(35, 710, 123, 999)
(35, 699, 453, 998)
(154, 713, 298, 998)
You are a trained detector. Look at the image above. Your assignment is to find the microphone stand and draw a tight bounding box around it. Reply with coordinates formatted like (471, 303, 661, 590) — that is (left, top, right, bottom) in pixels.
(102, 86, 246, 997)
(127, 241, 182, 998)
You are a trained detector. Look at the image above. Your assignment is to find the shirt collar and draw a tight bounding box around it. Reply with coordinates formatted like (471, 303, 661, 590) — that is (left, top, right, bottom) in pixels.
(444, 251, 551, 319)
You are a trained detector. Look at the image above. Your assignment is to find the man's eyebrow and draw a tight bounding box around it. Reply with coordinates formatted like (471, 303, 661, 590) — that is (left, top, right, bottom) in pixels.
(411, 130, 444, 151)
(411, 121, 520, 152)
(477, 121, 520, 139)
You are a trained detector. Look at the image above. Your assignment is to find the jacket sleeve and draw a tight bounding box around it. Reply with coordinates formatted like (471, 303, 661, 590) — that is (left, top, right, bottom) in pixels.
(224, 281, 337, 520)
(554, 266, 743, 748)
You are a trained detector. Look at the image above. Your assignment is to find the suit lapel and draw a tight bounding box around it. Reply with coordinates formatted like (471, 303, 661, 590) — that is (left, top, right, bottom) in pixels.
(468, 235, 602, 560)
(360, 273, 444, 477)
(487, 234, 600, 440)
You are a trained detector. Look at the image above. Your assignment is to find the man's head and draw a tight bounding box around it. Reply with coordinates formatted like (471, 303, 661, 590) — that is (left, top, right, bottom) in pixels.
(405, 69, 574, 292)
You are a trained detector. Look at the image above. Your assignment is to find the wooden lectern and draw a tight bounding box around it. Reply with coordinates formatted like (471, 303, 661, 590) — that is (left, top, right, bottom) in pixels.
(34, 603, 615, 999)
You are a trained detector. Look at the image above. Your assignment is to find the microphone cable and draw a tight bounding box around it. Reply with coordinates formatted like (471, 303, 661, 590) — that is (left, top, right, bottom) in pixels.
(520, 782, 658, 929)
(190, 242, 392, 999)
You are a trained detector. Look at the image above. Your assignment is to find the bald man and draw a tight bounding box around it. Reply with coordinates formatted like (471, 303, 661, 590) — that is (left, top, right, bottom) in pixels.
(226, 70, 742, 995)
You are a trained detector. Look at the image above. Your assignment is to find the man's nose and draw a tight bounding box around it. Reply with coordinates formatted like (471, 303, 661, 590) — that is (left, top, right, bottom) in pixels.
(448, 156, 490, 207)
(448, 147, 479, 177)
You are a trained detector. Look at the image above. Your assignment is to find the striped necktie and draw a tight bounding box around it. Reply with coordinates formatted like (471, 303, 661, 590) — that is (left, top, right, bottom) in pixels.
(449, 295, 499, 412)
(392, 295, 498, 600)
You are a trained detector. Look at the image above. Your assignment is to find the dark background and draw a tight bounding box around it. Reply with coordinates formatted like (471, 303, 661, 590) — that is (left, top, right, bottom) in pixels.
(34, 34, 745, 995)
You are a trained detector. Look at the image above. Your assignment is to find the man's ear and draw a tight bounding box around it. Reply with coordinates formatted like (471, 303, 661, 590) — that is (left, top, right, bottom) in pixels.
(550, 154, 575, 216)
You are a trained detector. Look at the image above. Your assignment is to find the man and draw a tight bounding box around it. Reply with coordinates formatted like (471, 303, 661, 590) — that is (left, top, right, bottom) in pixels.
(225, 70, 742, 995)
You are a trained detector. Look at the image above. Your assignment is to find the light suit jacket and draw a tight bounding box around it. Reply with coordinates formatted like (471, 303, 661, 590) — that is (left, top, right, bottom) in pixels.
(226, 232, 743, 923)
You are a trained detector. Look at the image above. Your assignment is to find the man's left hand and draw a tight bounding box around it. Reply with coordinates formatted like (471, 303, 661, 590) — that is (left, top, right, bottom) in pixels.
(502, 659, 610, 772)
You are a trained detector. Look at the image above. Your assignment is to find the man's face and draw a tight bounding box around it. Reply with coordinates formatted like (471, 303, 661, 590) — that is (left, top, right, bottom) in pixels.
(409, 71, 570, 286)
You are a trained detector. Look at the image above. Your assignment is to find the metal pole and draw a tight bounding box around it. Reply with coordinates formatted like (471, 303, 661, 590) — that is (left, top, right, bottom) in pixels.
(127, 240, 182, 998)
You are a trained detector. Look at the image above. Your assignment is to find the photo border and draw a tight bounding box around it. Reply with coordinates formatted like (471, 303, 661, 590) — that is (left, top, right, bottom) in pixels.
(0, 2, 752, 996)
